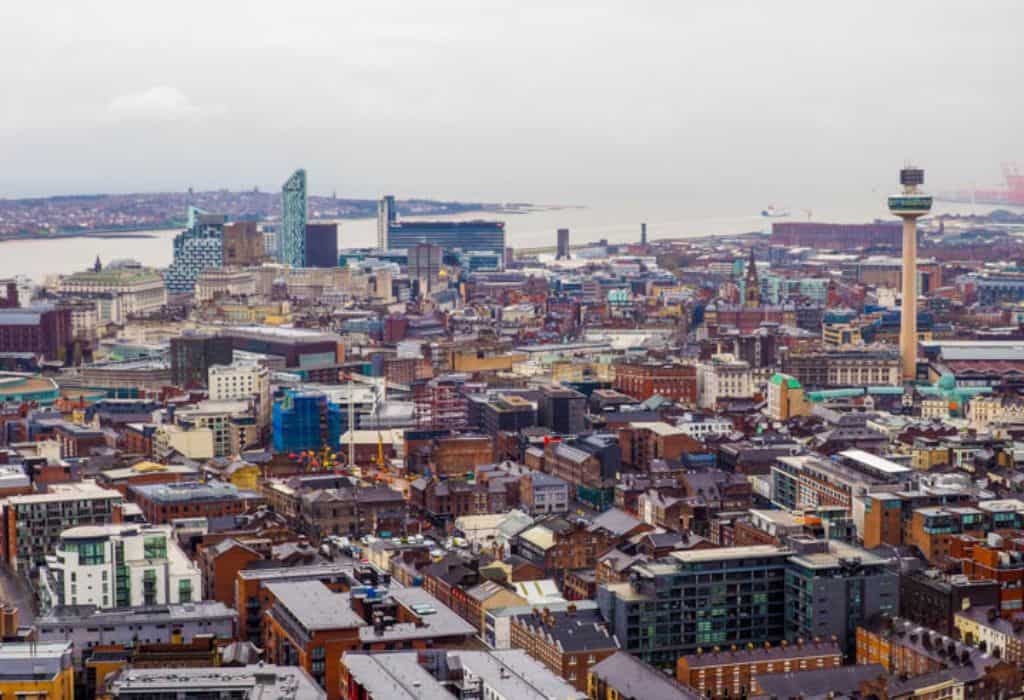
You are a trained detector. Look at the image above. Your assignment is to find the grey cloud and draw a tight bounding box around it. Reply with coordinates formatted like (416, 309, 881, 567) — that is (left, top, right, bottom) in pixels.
(0, 0, 1020, 204)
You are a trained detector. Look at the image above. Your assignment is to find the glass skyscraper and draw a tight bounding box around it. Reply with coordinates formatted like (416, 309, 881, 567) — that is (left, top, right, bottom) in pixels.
(280, 169, 307, 266)
(387, 220, 506, 255)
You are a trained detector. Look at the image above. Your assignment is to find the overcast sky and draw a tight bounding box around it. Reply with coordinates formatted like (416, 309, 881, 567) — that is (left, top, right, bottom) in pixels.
(1, 1, 1020, 206)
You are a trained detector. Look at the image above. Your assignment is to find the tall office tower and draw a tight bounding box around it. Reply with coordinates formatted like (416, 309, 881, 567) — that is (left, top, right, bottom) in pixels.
(408, 242, 443, 297)
(280, 169, 307, 266)
(170, 332, 233, 389)
(166, 207, 226, 294)
(222, 221, 264, 266)
(888, 166, 932, 381)
(641, 222, 647, 247)
(304, 223, 339, 268)
(556, 228, 570, 259)
(377, 195, 396, 250)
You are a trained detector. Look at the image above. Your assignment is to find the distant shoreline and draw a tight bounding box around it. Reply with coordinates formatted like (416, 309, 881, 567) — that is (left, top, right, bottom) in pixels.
(0, 202, 567, 243)
(0, 229, 168, 243)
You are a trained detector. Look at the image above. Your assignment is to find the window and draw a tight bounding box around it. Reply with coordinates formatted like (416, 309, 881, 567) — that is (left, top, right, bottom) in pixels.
(178, 579, 193, 603)
(73, 540, 106, 565)
(144, 536, 167, 560)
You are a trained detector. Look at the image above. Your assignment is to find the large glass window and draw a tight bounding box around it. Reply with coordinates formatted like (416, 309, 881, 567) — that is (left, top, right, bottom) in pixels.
(144, 536, 167, 559)
(71, 540, 105, 565)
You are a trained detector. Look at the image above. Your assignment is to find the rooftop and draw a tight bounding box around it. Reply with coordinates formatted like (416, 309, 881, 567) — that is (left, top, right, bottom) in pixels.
(265, 580, 365, 631)
(669, 545, 788, 565)
(0, 642, 71, 681)
(838, 449, 911, 475)
(342, 650, 585, 700)
(4, 480, 120, 505)
(788, 540, 891, 570)
(37, 600, 235, 629)
(130, 480, 244, 503)
(683, 639, 841, 667)
(590, 651, 702, 700)
(105, 665, 325, 699)
(754, 664, 887, 700)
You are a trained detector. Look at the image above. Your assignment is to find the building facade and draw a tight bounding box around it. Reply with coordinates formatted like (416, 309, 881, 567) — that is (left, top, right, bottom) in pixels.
(387, 220, 507, 255)
(165, 208, 225, 294)
(169, 332, 233, 389)
(305, 223, 338, 268)
(209, 362, 272, 433)
(280, 169, 308, 266)
(696, 354, 755, 409)
(0, 481, 123, 572)
(56, 267, 166, 323)
(613, 361, 697, 404)
(40, 524, 200, 611)
(598, 546, 790, 667)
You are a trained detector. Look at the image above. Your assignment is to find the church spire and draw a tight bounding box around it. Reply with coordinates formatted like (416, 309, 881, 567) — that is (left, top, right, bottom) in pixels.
(744, 248, 760, 309)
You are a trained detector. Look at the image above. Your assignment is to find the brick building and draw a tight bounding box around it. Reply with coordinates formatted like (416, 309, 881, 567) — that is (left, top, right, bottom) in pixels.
(509, 605, 619, 692)
(128, 480, 260, 524)
(899, 570, 1001, 636)
(617, 421, 707, 470)
(770, 221, 902, 249)
(613, 361, 697, 403)
(857, 615, 1022, 697)
(677, 640, 842, 699)
(0, 305, 73, 361)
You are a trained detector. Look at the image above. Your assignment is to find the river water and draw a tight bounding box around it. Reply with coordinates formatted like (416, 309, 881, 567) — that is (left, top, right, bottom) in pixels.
(0, 197, 1001, 284)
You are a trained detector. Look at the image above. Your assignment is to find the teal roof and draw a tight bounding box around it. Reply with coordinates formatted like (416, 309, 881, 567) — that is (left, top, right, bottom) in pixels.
(0, 373, 60, 406)
(866, 386, 905, 395)
(807, 388, 864, 401)
(769, 373, 801, 389)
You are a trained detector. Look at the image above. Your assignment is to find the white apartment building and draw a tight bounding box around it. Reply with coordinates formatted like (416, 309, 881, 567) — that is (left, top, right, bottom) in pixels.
(40, 524, 200, 612)
(174, 399, 257, 458)
(696, 353, 755, 409)
(209, 363, 271, 431)
(675, 415, 735, 440)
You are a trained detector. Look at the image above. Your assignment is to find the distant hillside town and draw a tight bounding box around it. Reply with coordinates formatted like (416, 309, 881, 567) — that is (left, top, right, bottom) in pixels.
(0, 188, 523, 237)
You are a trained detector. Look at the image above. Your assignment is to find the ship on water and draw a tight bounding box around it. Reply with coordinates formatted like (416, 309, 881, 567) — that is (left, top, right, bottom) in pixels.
(939, 163, 1024, 206)
(760, 205, 790, 218)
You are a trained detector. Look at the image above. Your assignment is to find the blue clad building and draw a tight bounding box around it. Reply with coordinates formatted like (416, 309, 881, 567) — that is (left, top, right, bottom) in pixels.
(271, 389, 342, 453)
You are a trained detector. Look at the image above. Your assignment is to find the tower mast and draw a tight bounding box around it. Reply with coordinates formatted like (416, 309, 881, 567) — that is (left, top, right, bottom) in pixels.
(888, 166, 932, 381)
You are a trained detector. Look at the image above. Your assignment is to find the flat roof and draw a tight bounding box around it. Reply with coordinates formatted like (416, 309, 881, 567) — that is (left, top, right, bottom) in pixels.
(105, 666, 325, 699)
(342, 650, 583, 700)
(839, 449, 911, 475)
(4, 480, 121, 505)
(236, 561, 355, 581)
(359, 587, 475, 643)
(37, 600, 235, 628)
(669, 545, 789, 564)
(789, 541, 891, 570)
(266, 580, 365, 631)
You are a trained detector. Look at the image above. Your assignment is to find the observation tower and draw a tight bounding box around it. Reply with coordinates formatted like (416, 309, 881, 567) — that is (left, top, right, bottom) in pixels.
(888, 166, 932, 381)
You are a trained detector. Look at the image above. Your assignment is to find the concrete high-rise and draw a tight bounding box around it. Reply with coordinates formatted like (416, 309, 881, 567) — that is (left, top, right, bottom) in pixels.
(280, 169, 307, 266)
(377, 195, 396, 250)
(888, 166, 932, 381)
(556, 228, 570, 259)
(408, 242, 443, 297)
